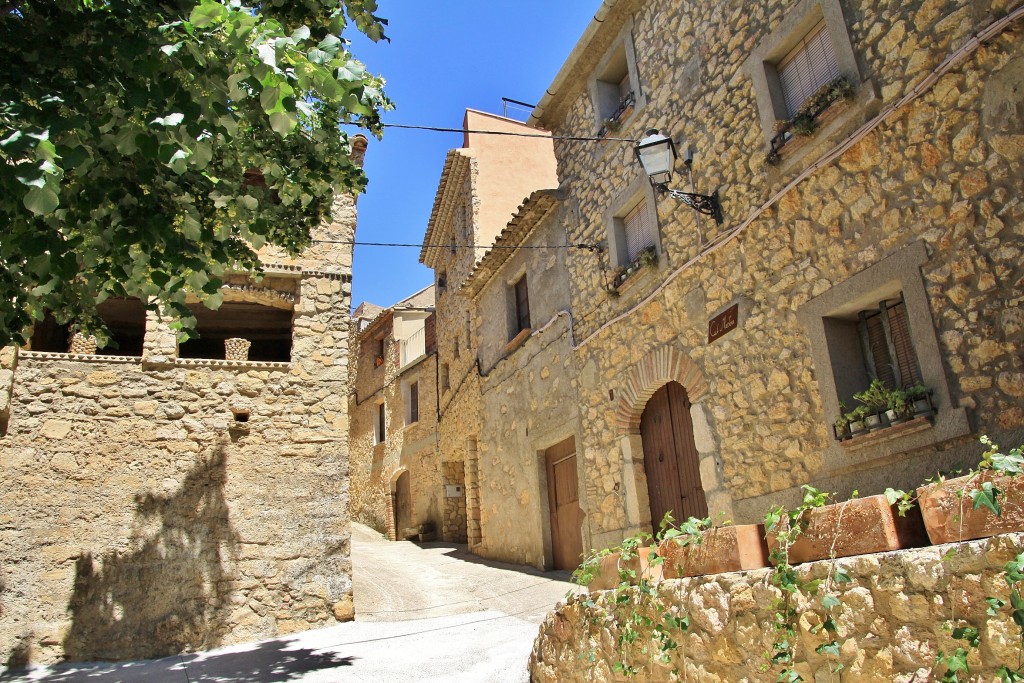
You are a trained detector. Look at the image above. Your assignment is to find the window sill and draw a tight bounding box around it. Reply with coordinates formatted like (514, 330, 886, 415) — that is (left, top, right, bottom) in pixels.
(168, 358, 292, 371)
(765, 79, 878, 175)
(822, 406, 971, 477)
(504, 327, 532, 355)
(18, 351, 141, 365)
(839, 415, 934, 451)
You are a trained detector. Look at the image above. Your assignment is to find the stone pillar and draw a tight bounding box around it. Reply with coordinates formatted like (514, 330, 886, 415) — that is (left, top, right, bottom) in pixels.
(466, 438, 482, 549)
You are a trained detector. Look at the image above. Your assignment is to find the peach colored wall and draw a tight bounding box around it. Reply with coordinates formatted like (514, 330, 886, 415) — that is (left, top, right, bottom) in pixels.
(463, 110, 558, 249)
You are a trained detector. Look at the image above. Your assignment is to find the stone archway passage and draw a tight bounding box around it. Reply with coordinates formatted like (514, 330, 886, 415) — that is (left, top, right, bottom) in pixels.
(639, 381, 707, 530)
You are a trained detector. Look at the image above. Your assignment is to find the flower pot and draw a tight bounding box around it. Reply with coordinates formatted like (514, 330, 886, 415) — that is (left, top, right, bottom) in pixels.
(68, 332, 98, 355)
(913, 398, 933, 417)
(658, 525, 769, 578)
(224, 337, 251, 361)
(885, 409, 911, 426)
(767, 494, 928, 564)
(917, 472, 1024, 544)
(849, 420, 868, 437)
(864, 413, 884, 431)
(587, 547, 663, 592)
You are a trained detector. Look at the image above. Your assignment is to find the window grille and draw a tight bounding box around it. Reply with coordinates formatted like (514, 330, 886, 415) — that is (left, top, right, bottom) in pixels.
(623, 200, 655, 263)
(778, 19, 841, 117)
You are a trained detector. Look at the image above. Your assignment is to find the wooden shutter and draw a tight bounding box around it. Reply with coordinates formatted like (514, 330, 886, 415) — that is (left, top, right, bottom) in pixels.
(623, 200, 655, 263)
(778, 19, 841, 117)
(887, 301, 922, 387)
(514, 276, 530, 332)
(864, 312, 897, 388)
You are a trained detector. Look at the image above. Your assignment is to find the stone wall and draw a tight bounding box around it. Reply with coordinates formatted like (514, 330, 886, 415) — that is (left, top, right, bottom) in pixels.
(474, 202, 585, 568)
(347, 310, 441, 539)
(441, 460, 468, 542)
(0, 194, 357, 665)
(530, 0, 1024, 542)
(530, 533, 1024, 682)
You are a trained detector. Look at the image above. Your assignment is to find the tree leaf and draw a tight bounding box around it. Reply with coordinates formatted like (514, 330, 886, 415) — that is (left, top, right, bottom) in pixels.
(269, 111, 295, 136)
(970, 482, 1001, 517)
(189, 1, 228, 28)
(151, 112, 185, 127)
(24, 186, 59, 215)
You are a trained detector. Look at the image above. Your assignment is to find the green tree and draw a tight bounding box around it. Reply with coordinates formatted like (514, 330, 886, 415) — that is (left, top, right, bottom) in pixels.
(0, 0, 391, 346)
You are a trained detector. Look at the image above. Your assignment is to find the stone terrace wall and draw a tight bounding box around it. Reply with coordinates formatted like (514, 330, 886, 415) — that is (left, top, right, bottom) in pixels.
(0, 199, 356, 665)
(531, 533, 1024, 682)
(542, 0, 1024, 538)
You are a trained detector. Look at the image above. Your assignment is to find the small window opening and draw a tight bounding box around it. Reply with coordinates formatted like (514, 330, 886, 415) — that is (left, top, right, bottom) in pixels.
(596, 46, 634, 125)
(441, 363, 450, 393)
(28, 297, 147, 356)
(232, 410, 250, 423)
(0, 409, 9, 437)
(178, 301, 293, 362)
(375, 336, 386, 368)
(374, 402, 386, 444)
(405, 381, 419, 425)
(511, 275, 530, 339)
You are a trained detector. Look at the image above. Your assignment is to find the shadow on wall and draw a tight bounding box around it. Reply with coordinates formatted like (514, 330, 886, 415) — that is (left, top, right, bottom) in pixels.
(0, 638, 355, 683)
(61, 445, 241, 662)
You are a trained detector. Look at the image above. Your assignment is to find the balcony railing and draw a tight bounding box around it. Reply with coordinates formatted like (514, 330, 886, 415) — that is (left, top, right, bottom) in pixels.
(400, 327, 426, 367)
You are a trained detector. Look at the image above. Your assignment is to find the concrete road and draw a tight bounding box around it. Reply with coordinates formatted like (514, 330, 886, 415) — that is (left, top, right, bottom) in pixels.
(2, 523, 580, 683)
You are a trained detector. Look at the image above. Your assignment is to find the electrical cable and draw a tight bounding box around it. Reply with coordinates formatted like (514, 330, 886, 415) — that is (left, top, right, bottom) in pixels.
(313, 238, 601, 251)
(345, 121, 636, 143)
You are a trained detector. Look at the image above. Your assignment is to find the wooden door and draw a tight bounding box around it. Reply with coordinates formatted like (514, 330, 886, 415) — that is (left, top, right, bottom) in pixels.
(546, 437, 584, 570)
(394, 471, 412, 537)
(640, 382, 707, 531)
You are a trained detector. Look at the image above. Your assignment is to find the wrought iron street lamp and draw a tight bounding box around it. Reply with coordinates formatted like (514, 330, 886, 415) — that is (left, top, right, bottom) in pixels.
(635, 129, 723, 225)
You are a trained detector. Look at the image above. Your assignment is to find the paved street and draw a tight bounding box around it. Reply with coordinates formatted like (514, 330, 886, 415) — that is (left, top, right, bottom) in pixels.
(2, 524, 579, 682)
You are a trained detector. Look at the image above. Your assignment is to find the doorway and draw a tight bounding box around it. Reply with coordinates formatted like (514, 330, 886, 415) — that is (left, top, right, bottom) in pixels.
(545, 437, 584, 570)
(639, 381, 707, 530)
(393, 471, 412, 538)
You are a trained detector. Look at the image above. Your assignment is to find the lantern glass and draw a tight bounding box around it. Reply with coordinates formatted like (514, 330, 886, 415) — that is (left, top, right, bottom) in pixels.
(635, 130, 676, 184)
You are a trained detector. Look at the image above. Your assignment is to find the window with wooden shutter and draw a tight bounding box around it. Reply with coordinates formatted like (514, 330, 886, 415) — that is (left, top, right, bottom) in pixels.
(777, 19, 841, 117)
(408, 381, 419, 424)
(857, 294, 922, 389)
(623, 200, 655, 264)
(513, 276, 530, 334)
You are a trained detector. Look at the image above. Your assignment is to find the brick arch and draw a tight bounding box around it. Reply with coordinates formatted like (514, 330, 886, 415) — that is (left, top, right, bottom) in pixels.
(388, 466, 409, 492)
(614, 345, 708, 434)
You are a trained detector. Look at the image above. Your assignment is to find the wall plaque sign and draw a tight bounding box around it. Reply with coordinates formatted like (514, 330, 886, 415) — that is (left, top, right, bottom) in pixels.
(708, 304, 739, 344)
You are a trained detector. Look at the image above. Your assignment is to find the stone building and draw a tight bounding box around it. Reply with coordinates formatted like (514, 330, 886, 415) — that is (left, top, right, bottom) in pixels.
(461, 189, 587, 570)
(523, 0, 1024, 554)
(348, 287, 440, 541)
(0, 137, 369, 665)
(419, 109, 559, 545)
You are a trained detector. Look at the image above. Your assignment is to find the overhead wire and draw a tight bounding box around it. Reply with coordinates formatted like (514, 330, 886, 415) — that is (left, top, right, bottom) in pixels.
(313, 238, 602, 251)
(345, 121, 637, 143)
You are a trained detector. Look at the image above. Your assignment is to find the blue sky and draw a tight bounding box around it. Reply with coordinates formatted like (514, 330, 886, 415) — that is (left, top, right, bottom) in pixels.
(346, 2, 596, 310)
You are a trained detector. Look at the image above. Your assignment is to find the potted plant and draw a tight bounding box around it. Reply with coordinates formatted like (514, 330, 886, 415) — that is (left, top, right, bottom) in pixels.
(575, 530, 661, 592)
(833, 401, 851, 441)
(765, 486, 928, 565)
(916, 436, 1024, 544)
(853, 378, 890, 430)
(906, 382, 934, 417)
(885, 387, 913, 425)
(847, 405, 870, 437)
(658, 515, 769, 578)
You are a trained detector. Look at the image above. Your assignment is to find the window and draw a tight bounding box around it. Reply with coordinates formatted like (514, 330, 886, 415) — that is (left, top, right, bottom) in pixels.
(589, 24, 645, 137)
(29, 298, 148, 356)
(465, 311, 472, 348)
(512, 275, 530, 338)
(374, 402, 386, 444)
(798, 241, 969, 468)
(405, 381, 419, 425)
(607, 181, 660, 273)
(856, 296, 922, 391)
(178, 301, 293, 362)
(744, 0, 867, 150)
(453, 338, 460, 360)
(375, 336, 386, 368)
(595, 46, 634, 128)
(622, 199, 656, 264)
(441, 363, 450, 394)
(777, 19, 841, 118)
(437, 270, 447, 297)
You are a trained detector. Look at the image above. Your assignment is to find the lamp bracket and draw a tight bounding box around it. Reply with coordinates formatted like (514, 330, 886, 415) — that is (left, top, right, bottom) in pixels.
(655, 185, 723, 225)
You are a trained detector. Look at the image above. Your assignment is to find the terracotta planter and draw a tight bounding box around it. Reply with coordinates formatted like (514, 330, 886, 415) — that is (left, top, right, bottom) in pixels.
(767, 494, 928, 564)
(917, 473, 1024, 544)
(586, 547, 663, 592)
(658, 524, 769, 578)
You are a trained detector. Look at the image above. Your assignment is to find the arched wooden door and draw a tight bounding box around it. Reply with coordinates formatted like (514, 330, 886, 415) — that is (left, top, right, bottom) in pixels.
(640, 381, 707, 530)
(393, 471, 412, 537)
